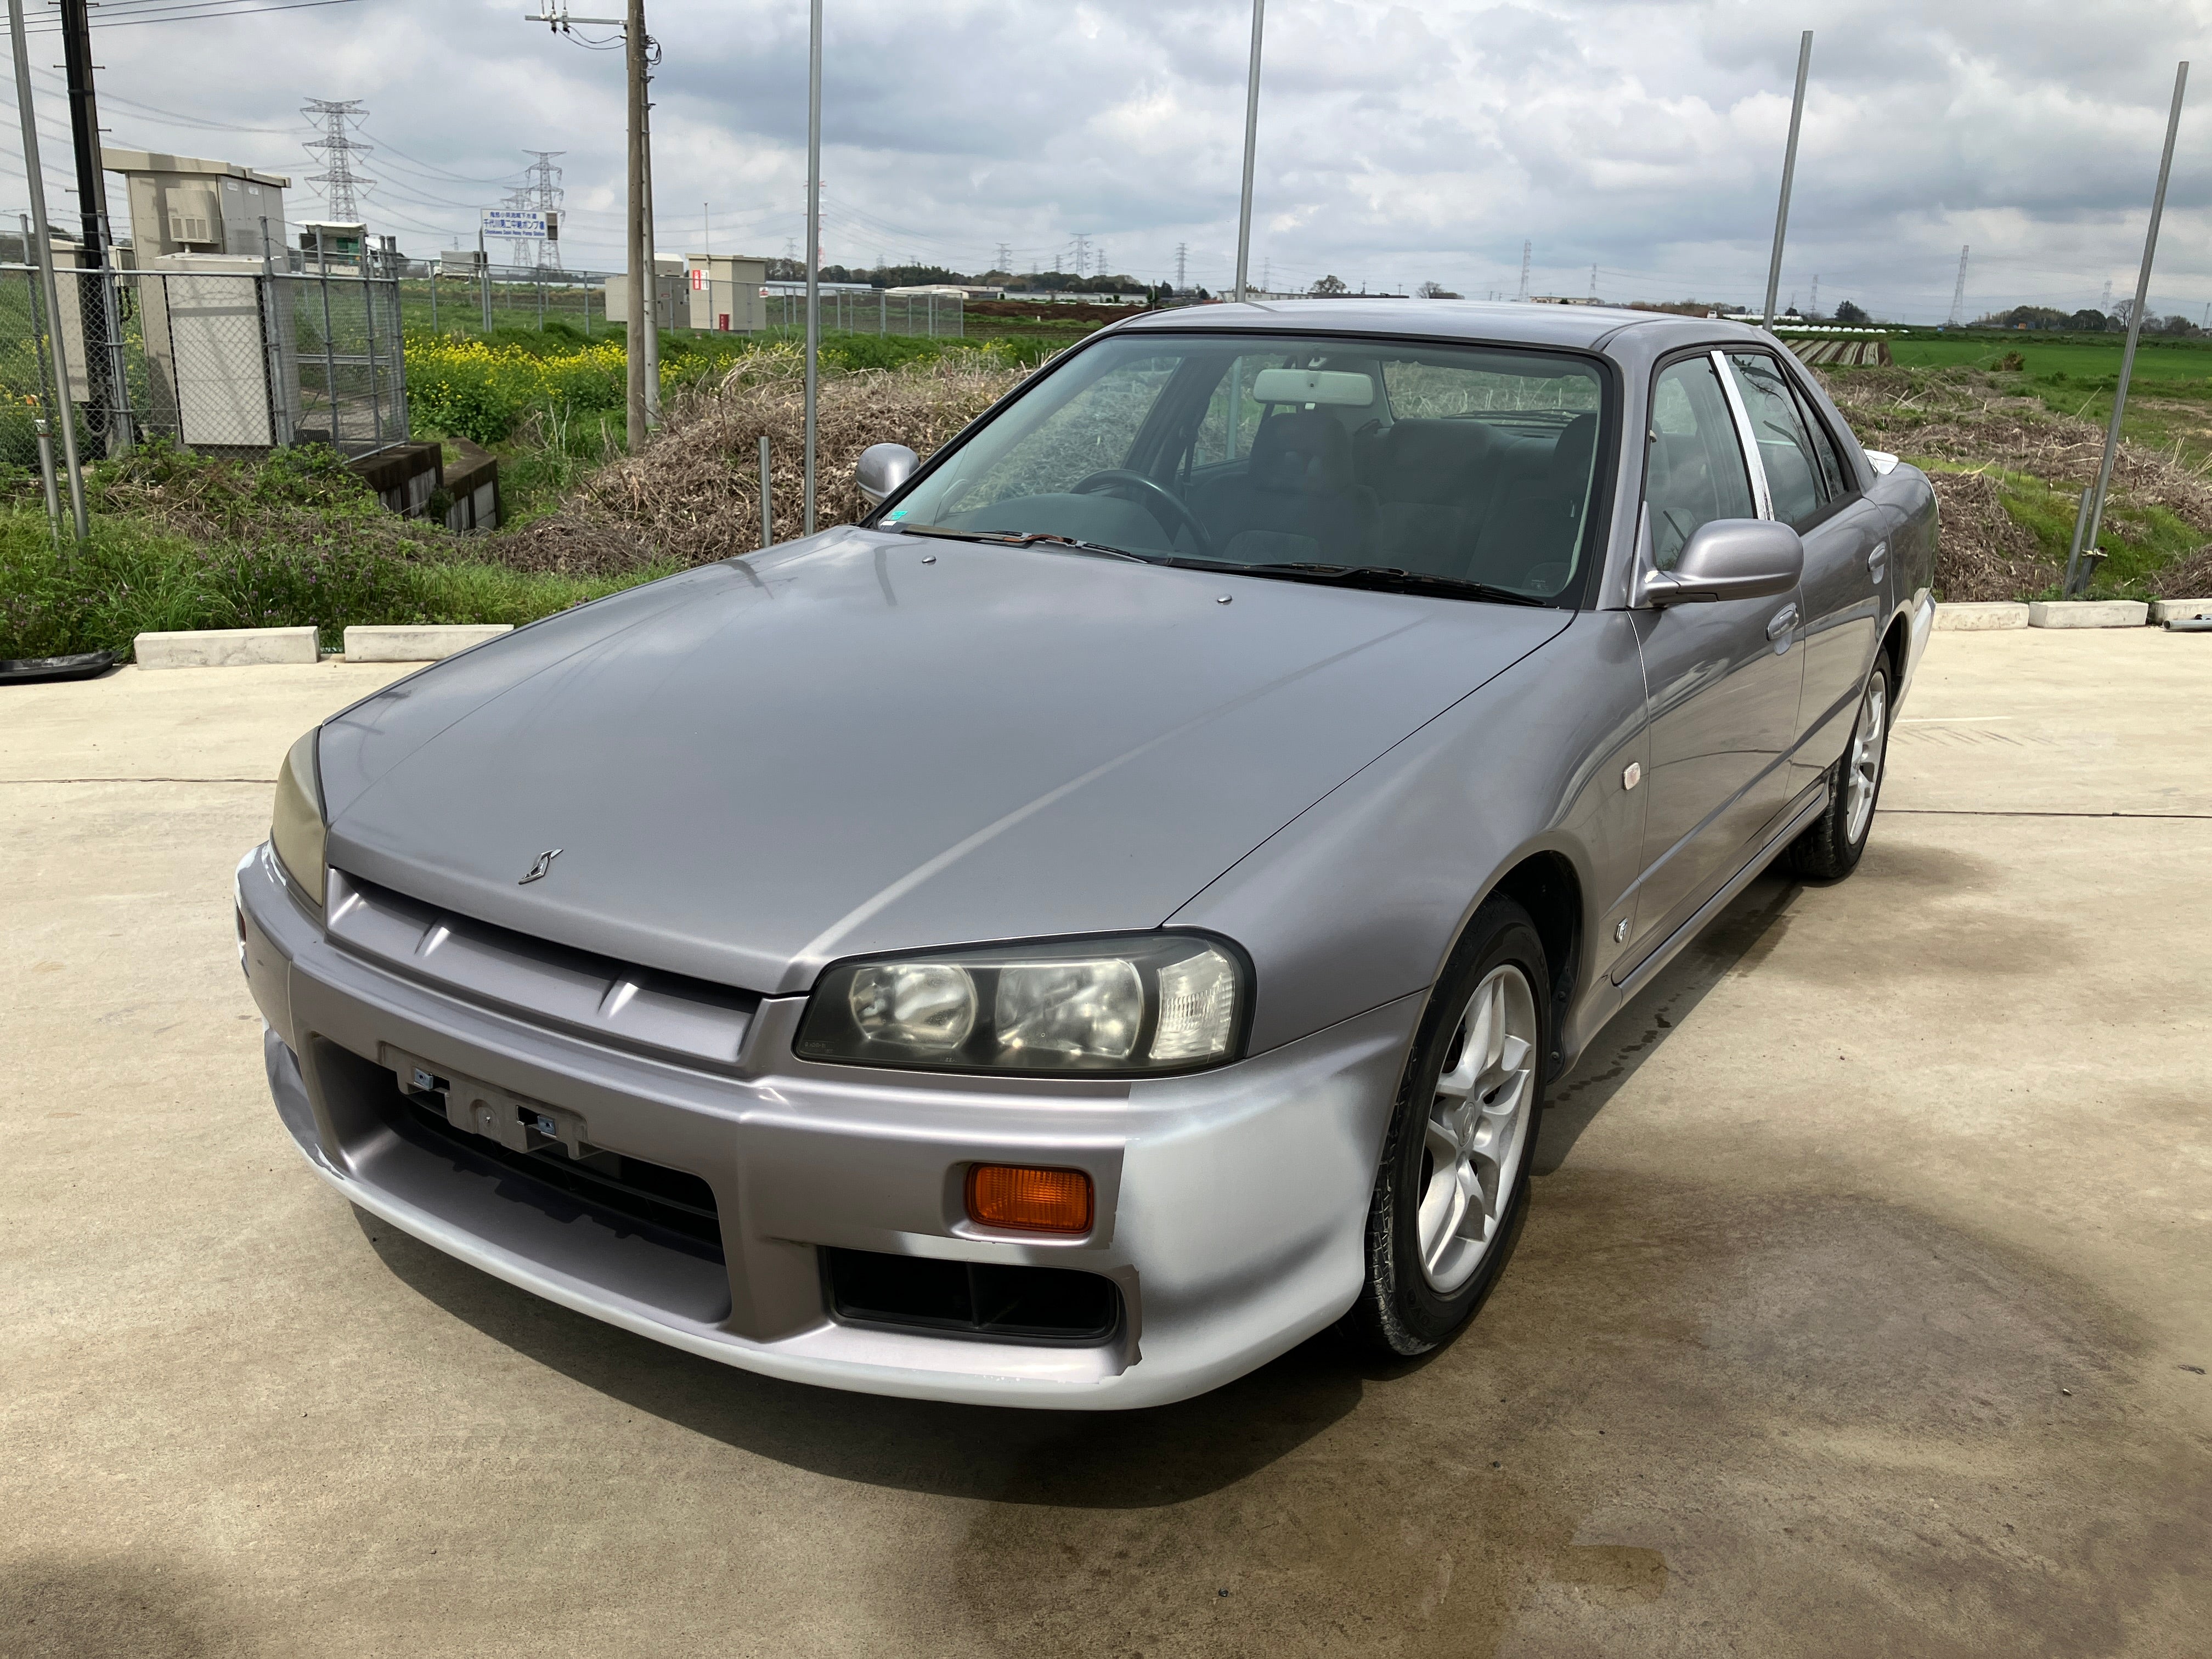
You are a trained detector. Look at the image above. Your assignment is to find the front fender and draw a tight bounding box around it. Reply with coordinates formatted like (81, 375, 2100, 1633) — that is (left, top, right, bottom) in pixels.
(1170, 612, 1650, 1063)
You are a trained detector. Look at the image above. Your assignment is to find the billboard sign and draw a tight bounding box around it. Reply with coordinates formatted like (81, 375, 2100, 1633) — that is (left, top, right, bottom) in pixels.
(481, 207, 557, 240)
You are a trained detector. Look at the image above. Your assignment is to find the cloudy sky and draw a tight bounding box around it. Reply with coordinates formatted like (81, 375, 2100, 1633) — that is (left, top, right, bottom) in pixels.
(1, 0, 2206, 323)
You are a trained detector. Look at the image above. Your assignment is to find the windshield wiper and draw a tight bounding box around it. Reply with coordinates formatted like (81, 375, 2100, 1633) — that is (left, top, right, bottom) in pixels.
(887, 523, 1155, 564)
(1165, 558, 1550, 607)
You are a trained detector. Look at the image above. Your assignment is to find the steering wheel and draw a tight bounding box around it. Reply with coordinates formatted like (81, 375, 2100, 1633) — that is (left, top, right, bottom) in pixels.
(1071, 470, 1214, 557)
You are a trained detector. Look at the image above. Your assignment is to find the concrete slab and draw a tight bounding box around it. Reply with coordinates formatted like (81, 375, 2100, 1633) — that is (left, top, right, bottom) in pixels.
(1932, 601, 2028, 630)
(343, 623, 514, 663)
(2150, 597, 2212, 624)
(2028, 599, 2149, 628)
(0, 661, 413, 783)
(2, 639, 2207, 1657)
(135, 625, 320, 668)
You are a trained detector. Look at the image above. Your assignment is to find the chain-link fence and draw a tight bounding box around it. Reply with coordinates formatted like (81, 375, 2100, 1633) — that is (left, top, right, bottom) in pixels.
(0, 261, 408, 461)
(765, 289, 964, 337)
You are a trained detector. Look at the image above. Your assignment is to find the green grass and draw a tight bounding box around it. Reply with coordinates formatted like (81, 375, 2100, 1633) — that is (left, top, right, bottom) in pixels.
(1917, 459, 2205, 599)
(0, 504, 670, 661)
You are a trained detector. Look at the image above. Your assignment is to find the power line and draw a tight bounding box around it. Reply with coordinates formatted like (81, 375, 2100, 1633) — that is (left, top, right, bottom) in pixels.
(17, 0, 360, 31)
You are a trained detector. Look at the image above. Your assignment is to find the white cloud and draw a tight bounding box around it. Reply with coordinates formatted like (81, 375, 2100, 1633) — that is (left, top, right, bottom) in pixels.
(0, 0, 2202, 320)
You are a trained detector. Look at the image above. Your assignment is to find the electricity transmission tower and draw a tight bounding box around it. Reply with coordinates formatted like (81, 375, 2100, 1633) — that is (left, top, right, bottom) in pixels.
(302, 98, 374, 221)
(1071, 233, 1091, 276)
(1175, 241, 1187, 291)
(1810, 274, 1819, 318)
(1516, 240, 1531, 302)
(1946, 245, 1969, 325)
(500, 187, 535, 266)
(1094, 244, 1109, 279)
(523, 150, 565, 269)
(994, 241, 1011, 273)
(1588, 263, 1596, 300)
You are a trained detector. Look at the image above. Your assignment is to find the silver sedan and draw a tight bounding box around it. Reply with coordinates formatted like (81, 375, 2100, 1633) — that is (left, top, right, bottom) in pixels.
(238, 300, 1936, 1408)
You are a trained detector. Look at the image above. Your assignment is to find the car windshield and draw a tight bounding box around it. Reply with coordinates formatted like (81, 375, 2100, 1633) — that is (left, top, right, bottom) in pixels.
(880, 331, 1609, 602)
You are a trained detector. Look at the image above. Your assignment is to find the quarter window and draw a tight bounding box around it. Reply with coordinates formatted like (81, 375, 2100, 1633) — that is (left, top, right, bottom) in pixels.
(1646, 357, 1756, 569)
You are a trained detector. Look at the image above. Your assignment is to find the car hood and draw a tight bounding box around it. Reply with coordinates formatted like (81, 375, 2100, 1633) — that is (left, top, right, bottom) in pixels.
(320, 529, 1571, 995)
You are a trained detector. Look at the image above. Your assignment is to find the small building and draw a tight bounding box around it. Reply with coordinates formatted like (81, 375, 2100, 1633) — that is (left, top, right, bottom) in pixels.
(602, 258, 686, 330)
(103, 147, 290, 262)
(685, 254, 769, 331)
(885, 283, 1003, 300)
(298, 221, 368, 268)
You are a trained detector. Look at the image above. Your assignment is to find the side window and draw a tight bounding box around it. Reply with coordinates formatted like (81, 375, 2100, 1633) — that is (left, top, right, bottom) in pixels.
(1646, 357, 1756, 569)
(1788, 380, 1851, 502)
(1724, 352, 1827, 529)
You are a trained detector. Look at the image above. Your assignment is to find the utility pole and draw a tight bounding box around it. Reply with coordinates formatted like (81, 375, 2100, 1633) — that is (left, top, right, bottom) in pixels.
(1233, 0, 1264, 302)
(803, 0, 822, 534)
(2078, 60, 2188, 585)
(8, 0, 85, 538)
(1762, 29, 1813, 328)
(625, 0, 647, 447)
(58, 0, 127, 452)
(526, 5, 649, 442)
(1946, 245, 1970, 326)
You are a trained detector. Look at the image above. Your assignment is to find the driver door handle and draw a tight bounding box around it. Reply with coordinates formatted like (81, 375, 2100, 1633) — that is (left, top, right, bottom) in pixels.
(1765, 602, 1799, 641)
(1867, 541, 1888, 583)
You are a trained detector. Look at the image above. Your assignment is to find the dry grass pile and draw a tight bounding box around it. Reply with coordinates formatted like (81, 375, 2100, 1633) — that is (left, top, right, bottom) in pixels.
(1815, 364, 2212, 597)
(495, 345, 1026, 575)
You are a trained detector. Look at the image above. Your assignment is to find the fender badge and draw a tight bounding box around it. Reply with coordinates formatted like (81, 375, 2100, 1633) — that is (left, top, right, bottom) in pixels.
(518, 848, 563, 885)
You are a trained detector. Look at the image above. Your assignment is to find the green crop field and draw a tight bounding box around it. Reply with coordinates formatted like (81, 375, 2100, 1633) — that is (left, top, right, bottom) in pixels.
(1888, 333, 2212, 388)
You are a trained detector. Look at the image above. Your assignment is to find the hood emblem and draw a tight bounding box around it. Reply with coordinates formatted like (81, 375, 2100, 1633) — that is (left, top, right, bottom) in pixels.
(518, 848, 563, 885)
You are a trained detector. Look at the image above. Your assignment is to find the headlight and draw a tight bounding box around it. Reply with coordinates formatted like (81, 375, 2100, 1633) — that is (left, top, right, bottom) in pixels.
(797, 934, 1247, 1076)
(270, 728, 328, 907)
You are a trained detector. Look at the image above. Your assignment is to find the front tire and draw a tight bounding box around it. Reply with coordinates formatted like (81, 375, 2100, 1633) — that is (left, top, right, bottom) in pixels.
(1339, 898, 1549, 1358)
(1784, 659, 1891, 882)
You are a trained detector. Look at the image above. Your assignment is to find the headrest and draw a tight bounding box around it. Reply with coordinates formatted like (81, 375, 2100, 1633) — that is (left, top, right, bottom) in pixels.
(1248, 410, 1355, 494)
(1550, 413, 1598, 486)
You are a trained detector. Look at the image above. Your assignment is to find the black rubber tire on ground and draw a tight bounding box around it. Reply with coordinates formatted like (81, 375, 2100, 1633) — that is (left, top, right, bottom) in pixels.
(1338, 896, 1551, 1359)
(1784, 657, 1893, 883)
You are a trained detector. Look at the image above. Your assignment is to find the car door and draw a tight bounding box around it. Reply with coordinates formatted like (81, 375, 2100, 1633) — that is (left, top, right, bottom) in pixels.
(1720, 349, 1889, 792)
(1620, 350, 1806, 973)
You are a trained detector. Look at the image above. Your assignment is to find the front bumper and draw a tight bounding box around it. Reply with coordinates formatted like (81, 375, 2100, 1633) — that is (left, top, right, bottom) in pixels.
(238, 845, 1419, 1409)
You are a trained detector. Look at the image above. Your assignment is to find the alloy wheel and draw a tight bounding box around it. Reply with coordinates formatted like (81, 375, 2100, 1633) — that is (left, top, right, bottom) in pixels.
(1845, 672, 1888, 846)
(1417, 964, 1539, 1293)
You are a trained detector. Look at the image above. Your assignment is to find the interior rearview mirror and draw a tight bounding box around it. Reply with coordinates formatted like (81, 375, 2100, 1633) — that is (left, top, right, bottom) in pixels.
(1640, 518, 1804, 607)
(857, 443, 919, 507)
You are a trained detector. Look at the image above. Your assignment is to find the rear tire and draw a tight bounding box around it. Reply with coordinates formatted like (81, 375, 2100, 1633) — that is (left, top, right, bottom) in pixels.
(1784, 659, 1891, 883)
(1339, 898, 1549, 1358)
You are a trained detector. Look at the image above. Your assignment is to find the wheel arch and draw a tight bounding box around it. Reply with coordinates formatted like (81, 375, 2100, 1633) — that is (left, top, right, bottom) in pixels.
(1479, 849, 1583, 1080)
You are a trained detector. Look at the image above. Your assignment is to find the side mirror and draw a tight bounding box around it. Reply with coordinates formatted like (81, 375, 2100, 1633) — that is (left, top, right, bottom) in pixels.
(856, 443, 919, 507)
(1641, 518, 1804, 607)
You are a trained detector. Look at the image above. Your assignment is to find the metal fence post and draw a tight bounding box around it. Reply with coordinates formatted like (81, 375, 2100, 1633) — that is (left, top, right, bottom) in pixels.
(315, 229, 339, 448)
(879, 288, 885, 335)
(362, 262, 383, 448)
(759, 433, 772, 549)
(430, 264, 438, 334)
(8, 9, 87, 541)
(21, 258, 60, 543)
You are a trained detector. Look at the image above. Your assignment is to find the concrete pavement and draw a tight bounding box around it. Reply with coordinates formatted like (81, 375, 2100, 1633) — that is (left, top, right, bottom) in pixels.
(3, 635, 2207, 1657)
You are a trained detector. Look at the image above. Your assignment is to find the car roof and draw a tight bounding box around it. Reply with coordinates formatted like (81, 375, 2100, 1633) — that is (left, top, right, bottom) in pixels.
(1113, 296, 1779, 357)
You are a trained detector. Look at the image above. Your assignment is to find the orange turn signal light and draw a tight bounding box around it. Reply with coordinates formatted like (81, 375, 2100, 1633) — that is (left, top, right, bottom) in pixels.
(966, 1164, 1094, 1235)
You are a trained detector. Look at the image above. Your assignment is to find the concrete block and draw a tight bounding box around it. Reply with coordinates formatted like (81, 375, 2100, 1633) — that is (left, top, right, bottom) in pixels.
(1933, 602, 2030, 631)
(2028, 600, 2149, 629)
(134, 627, 320, 669)
(343, 624, 514, 663)
(2151, 598, 2212, 624)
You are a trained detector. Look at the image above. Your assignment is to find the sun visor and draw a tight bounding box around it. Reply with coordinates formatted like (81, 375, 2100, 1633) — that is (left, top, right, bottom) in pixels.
(1251, 368, 1375, 407)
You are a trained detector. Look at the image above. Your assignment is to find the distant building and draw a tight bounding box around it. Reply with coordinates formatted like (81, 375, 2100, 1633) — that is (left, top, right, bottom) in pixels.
(685, 254, 770, 332)
(1528, 295, 1601, 306)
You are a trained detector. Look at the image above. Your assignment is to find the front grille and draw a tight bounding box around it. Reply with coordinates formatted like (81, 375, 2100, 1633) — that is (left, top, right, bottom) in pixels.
(389, 1088, 724, 1257)
(824, 1247, 1121, 1344)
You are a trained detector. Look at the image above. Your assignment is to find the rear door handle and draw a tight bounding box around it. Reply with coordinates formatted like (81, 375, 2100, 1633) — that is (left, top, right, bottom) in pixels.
(1867, 540, 1888, 583)
(1765, 603, 1798, 641)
